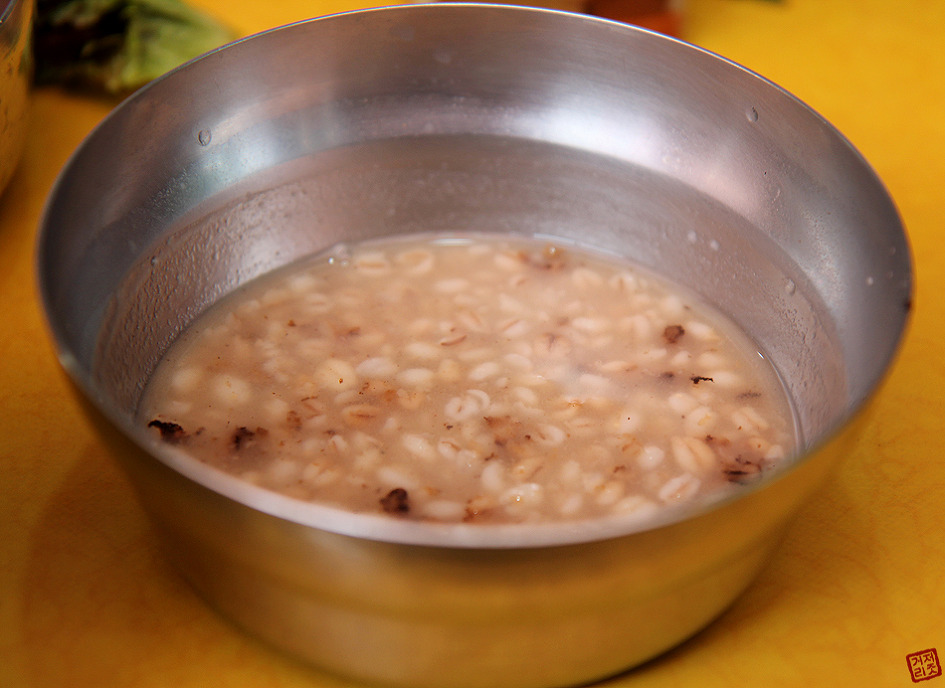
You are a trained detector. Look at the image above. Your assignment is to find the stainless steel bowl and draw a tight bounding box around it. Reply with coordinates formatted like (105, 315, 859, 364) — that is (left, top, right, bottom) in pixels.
(0, 0, 31, 196)
(37, 5, 912, 688)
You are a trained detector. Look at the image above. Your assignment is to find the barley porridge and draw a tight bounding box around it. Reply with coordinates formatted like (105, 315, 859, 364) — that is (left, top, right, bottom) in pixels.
(141, 233, 797, 524)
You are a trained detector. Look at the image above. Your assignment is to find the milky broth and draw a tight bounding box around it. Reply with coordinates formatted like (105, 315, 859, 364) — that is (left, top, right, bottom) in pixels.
(140, 233, 797, 524)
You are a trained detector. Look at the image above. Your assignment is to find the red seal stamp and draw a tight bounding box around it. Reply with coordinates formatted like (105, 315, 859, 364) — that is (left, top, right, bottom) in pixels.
(907, 648, 942, 683)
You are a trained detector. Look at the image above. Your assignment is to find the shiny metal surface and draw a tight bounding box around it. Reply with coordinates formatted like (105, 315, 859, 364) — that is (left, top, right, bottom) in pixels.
(0, 0, 31, 196)
(37, 5, 912, 688)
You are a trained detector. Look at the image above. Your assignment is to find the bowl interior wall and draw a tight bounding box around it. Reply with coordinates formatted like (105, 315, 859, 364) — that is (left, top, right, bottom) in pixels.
(96, 134, 844, 445)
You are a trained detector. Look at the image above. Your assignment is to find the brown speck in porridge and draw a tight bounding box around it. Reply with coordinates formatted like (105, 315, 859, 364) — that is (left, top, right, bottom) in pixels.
(721, 455, 764, 484)
(141, 233, 797, 524)
(662, 324, 685, 344)
(232, 426, 266, 450)
(380, 487, 411, 515)
(147, 419, 186, 443)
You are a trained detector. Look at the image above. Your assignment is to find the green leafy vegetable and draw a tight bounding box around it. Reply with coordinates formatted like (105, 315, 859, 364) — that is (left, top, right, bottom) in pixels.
(35, 0, 236, 95)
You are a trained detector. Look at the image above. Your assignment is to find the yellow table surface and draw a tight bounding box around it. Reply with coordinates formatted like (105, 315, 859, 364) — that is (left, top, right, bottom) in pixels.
(2, 1, 943, 686)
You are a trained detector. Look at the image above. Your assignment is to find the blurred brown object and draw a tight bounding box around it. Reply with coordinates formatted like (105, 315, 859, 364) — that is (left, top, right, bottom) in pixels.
(587, 0, 683, 36)
(0, 0, 33, 197)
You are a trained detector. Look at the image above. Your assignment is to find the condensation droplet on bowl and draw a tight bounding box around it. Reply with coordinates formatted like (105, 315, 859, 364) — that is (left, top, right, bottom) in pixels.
(866, 275, 875, 286)
(746, 106, 759, 123)
(784, 279, 796, 295)
(327, 242, 352, 267)
(686, 230, 698, 244)
(708, 239, 721, 251)
(198, 129, 212, 146)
